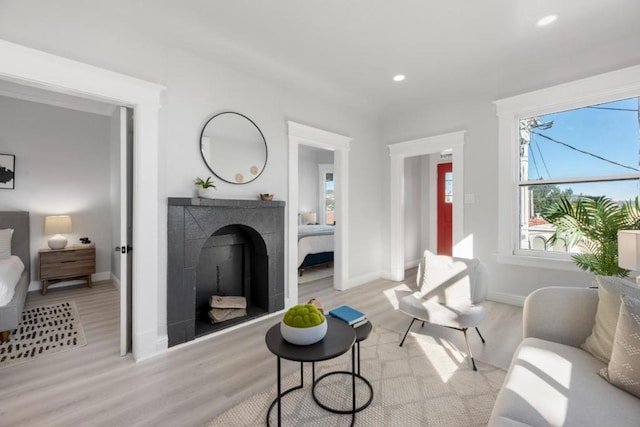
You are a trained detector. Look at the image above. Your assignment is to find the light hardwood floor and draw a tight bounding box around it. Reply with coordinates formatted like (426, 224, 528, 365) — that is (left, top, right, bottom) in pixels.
(0, 271, 522, 427)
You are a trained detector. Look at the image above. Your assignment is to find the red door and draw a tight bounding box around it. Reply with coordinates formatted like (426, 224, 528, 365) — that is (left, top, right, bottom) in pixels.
(437, 162, 453, 255)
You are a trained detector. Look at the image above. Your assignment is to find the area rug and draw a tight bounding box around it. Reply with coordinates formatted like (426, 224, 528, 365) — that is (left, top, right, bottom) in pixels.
(298, 266, 334, 285)
(0, 301, 87, 369)
(207, 327, 505, 426)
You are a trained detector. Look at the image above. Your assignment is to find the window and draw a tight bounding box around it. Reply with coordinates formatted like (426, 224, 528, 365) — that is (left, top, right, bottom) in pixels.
(318, 164, 335, 225)
(496, 65, 640, 267)
(519, 98, 640, 253)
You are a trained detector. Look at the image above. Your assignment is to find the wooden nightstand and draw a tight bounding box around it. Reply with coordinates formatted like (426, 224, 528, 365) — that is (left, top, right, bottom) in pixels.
(39, 246, 96, 295)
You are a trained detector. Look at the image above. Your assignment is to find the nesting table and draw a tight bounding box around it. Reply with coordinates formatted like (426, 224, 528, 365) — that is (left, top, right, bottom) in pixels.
(265, 317, 373, 426)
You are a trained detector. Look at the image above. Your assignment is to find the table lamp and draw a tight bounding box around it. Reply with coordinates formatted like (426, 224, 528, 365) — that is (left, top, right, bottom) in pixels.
(44, 215, 72, 249)
(618, 230, 640, 285)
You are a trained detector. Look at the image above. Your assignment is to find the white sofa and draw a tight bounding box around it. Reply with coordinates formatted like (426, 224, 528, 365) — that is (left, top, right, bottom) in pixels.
(489, 286, 640, 427)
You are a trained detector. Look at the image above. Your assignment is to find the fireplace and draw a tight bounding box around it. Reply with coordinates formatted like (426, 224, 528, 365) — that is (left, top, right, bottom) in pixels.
(167, 198, 285, 347)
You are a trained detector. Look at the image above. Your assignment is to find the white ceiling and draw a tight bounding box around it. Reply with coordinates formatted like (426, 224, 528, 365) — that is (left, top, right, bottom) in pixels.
(3, 1, 640, 118)
(111, 0, 640, 116)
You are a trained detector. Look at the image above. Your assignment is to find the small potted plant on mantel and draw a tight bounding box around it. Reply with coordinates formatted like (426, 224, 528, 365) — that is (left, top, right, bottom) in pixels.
(195, 176, 216, 199)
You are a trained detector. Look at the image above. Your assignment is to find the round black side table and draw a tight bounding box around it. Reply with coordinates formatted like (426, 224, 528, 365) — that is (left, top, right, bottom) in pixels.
(265, 317, 356, 427)
(312, 321, 374, 413)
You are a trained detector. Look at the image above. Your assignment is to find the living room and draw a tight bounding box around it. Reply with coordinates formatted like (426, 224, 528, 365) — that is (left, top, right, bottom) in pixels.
(0, 1, 639, 425)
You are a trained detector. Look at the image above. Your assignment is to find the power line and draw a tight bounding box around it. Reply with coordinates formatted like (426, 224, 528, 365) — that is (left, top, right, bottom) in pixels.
(533, 139, 551, 178)
(531, 130, 640, 172)
(528, 144, 542, 178)
(586, 106, 638, 112)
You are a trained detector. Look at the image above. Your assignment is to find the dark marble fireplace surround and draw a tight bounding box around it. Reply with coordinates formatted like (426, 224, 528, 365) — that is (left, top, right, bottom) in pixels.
(167, 198, 285, 347)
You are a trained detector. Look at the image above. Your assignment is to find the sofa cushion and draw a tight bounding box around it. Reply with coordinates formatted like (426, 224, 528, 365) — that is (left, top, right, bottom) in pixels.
(489, 337, 640, 426)
(600, 294, 640, 399)
(582, 276, 640, 363)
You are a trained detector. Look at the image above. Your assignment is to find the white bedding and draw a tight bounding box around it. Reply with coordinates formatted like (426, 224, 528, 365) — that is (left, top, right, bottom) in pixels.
(0, 255, 25, 307)
(298, 225, 334, 267)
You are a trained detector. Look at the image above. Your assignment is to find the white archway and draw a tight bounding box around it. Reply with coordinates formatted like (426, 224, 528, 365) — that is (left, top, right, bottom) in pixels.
(0, 39, 166, 360)
(388, 131, 465, 281)
(288, 121, 351, 307)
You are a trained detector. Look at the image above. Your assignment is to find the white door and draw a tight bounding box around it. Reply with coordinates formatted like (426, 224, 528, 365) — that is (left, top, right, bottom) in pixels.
(119, 107, 133, 356)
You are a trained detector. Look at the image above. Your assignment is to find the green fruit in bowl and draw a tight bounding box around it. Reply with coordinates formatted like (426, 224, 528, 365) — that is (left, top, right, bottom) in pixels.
(283, 304, 325, 328)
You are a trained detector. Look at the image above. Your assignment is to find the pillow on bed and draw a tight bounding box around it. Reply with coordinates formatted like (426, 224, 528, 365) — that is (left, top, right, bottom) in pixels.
(0, 255, 24, 306)
(0, 228, 13, 259)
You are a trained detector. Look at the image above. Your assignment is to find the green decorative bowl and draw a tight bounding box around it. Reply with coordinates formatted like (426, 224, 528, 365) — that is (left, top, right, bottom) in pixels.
(280, 304, 327, 346)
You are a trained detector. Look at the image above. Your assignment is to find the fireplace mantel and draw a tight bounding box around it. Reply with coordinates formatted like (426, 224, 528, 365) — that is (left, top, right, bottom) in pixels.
(167, 198, 285, 347)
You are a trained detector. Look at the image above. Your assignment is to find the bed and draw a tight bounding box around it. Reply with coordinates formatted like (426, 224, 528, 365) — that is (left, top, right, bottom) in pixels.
(0, 211, 30, 343)
(298, 224, 334, 276)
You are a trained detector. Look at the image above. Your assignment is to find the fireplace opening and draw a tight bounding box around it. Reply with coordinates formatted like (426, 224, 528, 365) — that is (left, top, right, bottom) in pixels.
(194, 224, 269, 337)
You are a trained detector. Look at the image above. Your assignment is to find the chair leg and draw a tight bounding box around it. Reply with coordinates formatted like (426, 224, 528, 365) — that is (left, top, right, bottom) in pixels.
(462, 328, 477, 371)
(475, 327, 486, 344)
(399, 318, 417, 347)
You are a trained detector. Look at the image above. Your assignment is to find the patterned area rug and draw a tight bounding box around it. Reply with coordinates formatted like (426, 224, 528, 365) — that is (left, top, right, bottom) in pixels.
(0, 301, 87, 369)
(207, 327, 505, 426)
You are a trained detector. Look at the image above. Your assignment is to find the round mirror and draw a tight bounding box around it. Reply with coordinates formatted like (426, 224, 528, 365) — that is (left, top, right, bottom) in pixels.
(200, 112, 267, 184)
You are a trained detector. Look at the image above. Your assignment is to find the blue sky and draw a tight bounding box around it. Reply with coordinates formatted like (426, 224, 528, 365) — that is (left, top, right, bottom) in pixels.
(526, 97, 640, 201)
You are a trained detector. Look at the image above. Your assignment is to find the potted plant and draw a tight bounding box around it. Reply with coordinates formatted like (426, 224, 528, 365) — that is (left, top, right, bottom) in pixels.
(195, 176, 216, 199)
(280, 304, 327, 345)
(544, 195, 640, 276)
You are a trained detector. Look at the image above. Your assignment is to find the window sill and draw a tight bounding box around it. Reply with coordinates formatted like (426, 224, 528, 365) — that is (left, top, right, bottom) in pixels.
(495, 253, 582, 272)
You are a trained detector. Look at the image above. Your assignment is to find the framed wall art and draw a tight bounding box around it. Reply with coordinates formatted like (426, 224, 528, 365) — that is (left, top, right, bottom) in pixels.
(0, 154, 15, 189)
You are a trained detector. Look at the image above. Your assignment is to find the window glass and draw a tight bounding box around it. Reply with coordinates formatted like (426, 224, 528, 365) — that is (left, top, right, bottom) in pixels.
(445, 172, 453, 203)
(325, 172, 334, 225)
(518, 96, 640, 253)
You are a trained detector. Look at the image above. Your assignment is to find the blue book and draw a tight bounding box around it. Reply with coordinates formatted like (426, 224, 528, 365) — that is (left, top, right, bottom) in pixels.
(329, 305, 366, 325)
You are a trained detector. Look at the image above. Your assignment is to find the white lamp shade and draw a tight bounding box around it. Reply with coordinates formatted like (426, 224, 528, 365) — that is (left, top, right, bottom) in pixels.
(618, 230, 640, 271)
(44, 215, 72, 250)
(44, 215, 73, 234)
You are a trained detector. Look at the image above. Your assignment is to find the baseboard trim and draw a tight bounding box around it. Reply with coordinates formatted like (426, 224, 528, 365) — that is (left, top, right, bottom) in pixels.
(111, 272, 121, 291)
(404, 259, 420, 269)
(487, 291, 526, 307)
(344, 270, 385, 289)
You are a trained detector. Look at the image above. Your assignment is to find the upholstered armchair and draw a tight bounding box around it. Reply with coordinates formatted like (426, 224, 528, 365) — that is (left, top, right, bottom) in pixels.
(398, 250, 489, 370)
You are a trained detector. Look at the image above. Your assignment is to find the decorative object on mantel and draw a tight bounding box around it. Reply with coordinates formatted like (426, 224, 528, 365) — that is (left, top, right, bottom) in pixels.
(0, 154, 15, 190)
(195, 176, 216, 199)
(280, 304, 327, 346)
(260, 193, 273, 201)
(44, 215, 73, 249)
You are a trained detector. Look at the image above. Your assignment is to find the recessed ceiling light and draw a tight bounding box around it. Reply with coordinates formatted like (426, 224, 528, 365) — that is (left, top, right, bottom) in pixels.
(393, 74, 405, 82)
(536, 14, 558, 27)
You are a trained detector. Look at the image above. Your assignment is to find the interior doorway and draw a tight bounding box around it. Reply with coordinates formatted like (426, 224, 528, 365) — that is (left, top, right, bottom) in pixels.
(297, 145, 335, 286)
(0, 40, 164, 359)
(388, 131, 465, 281)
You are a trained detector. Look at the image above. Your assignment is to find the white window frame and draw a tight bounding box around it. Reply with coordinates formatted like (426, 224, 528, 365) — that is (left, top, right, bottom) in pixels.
(318, 163, 334, 225)
(495, 64, 640, 270)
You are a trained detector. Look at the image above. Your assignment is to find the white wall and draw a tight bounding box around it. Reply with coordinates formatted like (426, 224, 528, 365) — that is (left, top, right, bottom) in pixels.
(298, 145, 334, 220)
(404, 156, 422, 267)
(0, 95, 113, 289)
(384, 100, 594, 304)
(0, 6, 385, 349)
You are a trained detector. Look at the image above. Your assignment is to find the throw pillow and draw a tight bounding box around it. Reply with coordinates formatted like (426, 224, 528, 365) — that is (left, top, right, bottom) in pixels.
(599, 294, 640, 398)
(582, 276, 640, 363)
(419, 250, 476, 304)
(0, 228, 13, 259)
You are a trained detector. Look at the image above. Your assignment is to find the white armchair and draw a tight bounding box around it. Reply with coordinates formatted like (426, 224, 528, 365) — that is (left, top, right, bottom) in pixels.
(398, 250, 489, 370)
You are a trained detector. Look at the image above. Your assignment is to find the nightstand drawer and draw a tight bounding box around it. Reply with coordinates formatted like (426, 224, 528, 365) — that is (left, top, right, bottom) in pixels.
(40, 248, 95, 265)
(41, 259, 95, 279)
